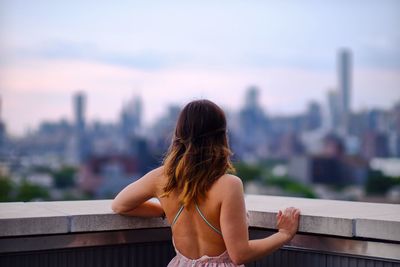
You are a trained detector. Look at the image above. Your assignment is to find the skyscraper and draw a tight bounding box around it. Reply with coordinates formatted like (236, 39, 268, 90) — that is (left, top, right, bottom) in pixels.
(0, 96, 5, 150)
(306, 101, 322, 130)
(245, 86, 259, 108)
(241, 86, 267, 130)
(74, 92, 86, 135)
(238, 86, 270, 159)
(73, 91, 87, 163)
(338, 49, 352, 135)
(327, 89, 340, 129)
(120, 96, 143, 138)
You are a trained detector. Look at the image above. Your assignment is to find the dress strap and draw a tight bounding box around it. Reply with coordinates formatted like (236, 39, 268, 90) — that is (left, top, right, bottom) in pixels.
(170, 203, 223, 236)
(171, 205, 184, 228)
(195, 203, 222, 235)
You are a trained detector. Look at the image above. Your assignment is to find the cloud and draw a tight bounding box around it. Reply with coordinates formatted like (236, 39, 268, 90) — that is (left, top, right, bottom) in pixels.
(0, 40, 177, 70)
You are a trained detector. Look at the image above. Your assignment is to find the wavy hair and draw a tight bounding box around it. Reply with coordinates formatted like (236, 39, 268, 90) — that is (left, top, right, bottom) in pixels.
(161, 99, 235, 206)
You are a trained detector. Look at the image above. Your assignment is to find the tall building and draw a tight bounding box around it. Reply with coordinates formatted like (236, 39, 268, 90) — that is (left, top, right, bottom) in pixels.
(305, 101, 322, 131)
(327, 89, 340, 130)
(120, 96, 143, 139)
(74, 92, 86, 134)
(151, 104, 181, 153)
(245, 86, 259, 108)
(73, 91, 88, 163)
(241, 86, 267, 128)
(237, 86, 270, 159)
(0, 96, 6, 150)
(389, 101, 400, 157)
(338, 49, 352, 135)
(362, 131, 389, 159)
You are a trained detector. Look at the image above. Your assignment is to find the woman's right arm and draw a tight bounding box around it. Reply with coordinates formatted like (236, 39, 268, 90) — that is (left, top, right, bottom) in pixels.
(220, 176, 300, 265)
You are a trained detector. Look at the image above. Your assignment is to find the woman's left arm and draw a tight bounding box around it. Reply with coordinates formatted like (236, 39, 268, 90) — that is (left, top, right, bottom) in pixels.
(111, 166, 165, 217)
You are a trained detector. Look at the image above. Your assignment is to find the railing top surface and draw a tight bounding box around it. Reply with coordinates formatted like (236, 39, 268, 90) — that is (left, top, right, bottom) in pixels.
(0, 195, 399, 242)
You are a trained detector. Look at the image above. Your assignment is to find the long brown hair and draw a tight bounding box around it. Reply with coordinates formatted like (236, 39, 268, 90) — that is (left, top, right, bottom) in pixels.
(161, 99, 235, 206)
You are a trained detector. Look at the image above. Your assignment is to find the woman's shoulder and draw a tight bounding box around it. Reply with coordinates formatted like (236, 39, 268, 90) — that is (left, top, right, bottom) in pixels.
(151, 165, 165, 175)
(213, 174, 247, 215)
(141, 166, 165, 185)
(219, 173, 243, 185)
(214, 174, 244, 192)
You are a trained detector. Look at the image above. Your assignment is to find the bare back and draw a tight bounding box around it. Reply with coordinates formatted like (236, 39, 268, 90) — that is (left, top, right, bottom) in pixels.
(155, 170, 231, 259)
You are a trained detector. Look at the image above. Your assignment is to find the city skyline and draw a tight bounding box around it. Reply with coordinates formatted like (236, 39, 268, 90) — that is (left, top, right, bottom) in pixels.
(2, 65, 399, 138)
(0, 1, 399, 136)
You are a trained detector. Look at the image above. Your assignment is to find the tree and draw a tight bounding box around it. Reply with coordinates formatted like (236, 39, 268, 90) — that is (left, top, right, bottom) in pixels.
(365, 170, 399, 195)
(0, 176, 14, 202)
(234, 163, 263, 182)
(53, 166, 77, 189)
(16, 180, 50, 201)
(264, 175, 316, 198)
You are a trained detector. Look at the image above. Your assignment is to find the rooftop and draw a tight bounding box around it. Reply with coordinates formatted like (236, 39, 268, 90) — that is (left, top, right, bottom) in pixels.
(1, 195, 399, 266)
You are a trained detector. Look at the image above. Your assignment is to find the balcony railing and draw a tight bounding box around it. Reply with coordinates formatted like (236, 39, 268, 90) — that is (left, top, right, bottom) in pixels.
(0, 195, 399, 266)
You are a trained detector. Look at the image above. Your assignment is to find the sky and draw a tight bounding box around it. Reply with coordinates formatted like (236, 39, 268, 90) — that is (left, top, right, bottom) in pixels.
(0, 0, 399, 137)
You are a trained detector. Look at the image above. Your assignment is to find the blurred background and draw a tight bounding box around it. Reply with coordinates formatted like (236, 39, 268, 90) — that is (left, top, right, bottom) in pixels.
(0, 1, 399, 203)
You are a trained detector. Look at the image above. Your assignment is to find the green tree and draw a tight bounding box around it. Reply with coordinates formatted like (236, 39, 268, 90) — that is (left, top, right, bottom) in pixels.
(365, 170, 400, 195)
(264, 176, 316, 198)
(16, 180, 50, 201)
(0, 176, 14, 202)
(234, 163, 263, 182)
(53, 166, 77, 189)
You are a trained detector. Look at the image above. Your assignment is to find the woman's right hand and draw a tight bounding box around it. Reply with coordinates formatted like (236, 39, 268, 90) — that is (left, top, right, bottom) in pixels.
(276, 207, 301, 241)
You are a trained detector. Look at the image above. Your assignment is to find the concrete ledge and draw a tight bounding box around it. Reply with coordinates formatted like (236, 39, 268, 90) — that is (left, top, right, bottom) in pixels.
(356, 217, 400, 241)
(0, 202, 69, 236)
(245, 195, 400, 242)
(0, 195, 399, 242)
(31, 200, 169, 232)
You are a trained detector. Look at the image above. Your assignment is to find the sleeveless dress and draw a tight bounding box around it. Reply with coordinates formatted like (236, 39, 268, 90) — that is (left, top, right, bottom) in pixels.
(167, 203, 246, 267)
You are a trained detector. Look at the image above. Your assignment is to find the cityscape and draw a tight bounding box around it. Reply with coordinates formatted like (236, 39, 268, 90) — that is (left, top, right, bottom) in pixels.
(0, 49, 399, 204)
(1, 2, 400, 267)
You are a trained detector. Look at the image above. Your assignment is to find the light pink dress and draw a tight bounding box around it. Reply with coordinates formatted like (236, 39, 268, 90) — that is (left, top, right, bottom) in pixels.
(166, 204, 246, 267)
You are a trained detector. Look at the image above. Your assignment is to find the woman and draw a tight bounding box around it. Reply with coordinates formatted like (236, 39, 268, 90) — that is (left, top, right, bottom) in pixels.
(111, 99, 300, 266)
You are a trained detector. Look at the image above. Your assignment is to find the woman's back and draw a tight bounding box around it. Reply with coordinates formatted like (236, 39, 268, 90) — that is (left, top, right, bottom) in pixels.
(156, 167, 233, 259)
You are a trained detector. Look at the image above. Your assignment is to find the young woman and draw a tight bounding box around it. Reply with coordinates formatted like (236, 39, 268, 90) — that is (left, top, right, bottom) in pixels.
(111, 99, 300, 266)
